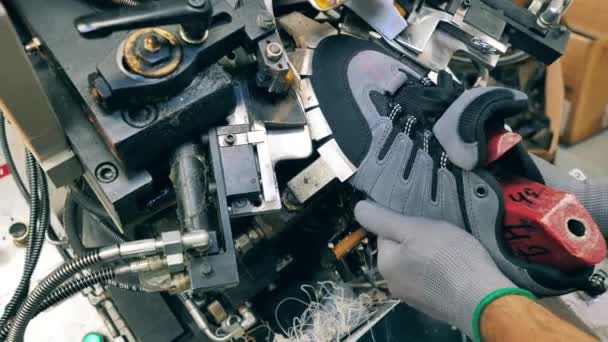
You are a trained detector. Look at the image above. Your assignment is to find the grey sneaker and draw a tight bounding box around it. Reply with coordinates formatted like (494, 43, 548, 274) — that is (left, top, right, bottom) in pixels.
(310, 34, 594, 295)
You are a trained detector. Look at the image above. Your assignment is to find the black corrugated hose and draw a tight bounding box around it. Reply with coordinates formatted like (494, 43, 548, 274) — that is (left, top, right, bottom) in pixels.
(5, 251, 103, 342)
(0, 112, 29, 201)
(0, 152, 48, 329)
(68, 185, 112, 221)
(0, 268, 117, 338)
(63, 189, 144, 292)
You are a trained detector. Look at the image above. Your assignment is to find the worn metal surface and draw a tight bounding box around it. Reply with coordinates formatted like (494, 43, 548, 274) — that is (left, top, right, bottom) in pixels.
(189, 128, 239, 291)
(290, 48, 314, 77)
(0, 3, 81, 187)
(30, 51, 156, 230)
(278, 12, 337, 49)
(345, 0, 408, 40)
(12, 0, 237, 170)
(305, 107, 332, 141)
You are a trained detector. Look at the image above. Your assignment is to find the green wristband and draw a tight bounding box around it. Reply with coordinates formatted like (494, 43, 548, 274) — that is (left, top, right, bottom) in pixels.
(472, 288, 536, 342)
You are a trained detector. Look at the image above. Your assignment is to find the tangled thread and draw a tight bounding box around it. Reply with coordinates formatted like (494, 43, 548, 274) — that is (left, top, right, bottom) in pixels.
(272, 281, 392, 342)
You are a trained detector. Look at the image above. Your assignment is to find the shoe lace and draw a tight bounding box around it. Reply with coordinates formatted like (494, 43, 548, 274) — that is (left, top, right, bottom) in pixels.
(387, 71, 463, 170)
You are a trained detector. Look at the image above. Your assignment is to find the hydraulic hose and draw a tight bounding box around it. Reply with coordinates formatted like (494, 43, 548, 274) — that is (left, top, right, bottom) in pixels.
(0, 268, 117, 339)
(0, 153, 43, 328)
(62, 190, 141, 293)
(38, 269, 116, 314)
(68, 186, 112, 221)
(89, 214, 126, 244)
(5, 251, 103, 342)
(0, 112, 29, 201)
(63, 191, 88, 255)
(5, 230, 209, 341)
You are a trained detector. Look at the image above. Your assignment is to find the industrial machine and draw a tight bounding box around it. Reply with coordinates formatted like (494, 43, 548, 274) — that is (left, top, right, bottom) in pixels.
(1, 0, 602, 341)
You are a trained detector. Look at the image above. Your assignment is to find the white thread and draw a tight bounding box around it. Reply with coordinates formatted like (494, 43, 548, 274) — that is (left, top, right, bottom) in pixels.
(273, 282, 389, 342)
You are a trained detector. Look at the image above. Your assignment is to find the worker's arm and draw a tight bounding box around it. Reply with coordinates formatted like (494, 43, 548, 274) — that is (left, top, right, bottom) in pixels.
(354, 201, 597, 341)
(481, 295, 597, 342)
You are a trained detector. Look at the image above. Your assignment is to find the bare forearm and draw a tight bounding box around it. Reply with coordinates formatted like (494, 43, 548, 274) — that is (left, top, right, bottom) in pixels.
(480, 295, 597, 342)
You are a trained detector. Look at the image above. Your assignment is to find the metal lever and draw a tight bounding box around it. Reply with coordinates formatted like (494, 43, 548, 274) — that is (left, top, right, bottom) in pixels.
(74, 0, 212, 44)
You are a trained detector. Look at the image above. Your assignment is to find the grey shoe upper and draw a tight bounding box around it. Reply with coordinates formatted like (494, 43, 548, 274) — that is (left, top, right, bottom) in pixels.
(344, 50, 465, 228)
(310, 34, 594, 295)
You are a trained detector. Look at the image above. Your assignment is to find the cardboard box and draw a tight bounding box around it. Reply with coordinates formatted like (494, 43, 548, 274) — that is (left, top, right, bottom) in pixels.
(565, 0, 608, 39)
(560, 32, 608, 144)
(529, 60, 564, 162)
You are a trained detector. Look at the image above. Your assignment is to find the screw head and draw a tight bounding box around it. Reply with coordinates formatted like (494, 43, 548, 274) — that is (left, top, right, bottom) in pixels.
(265, 42, 283, 62)
(224, 134, 236, 145)
(122, 105, 158, 128)
(200, 261, 213, 276)
(95, 163, 118, 183)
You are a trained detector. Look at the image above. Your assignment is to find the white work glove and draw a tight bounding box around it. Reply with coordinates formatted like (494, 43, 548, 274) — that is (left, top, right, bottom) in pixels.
(355, 200, 535, 339)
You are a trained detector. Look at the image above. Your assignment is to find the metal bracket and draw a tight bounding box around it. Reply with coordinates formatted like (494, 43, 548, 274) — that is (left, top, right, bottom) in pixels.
(287, 139, 356, 203)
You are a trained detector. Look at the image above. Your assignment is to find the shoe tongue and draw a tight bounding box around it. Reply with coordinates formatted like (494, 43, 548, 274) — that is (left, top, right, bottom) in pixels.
(392, 77, 463, 126)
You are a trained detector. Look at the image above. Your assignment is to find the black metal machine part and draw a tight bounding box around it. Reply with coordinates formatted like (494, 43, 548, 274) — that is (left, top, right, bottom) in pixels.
(75, 0, 290, 109)
(3, 0, 581, 340)
(432, 0, 570, 64)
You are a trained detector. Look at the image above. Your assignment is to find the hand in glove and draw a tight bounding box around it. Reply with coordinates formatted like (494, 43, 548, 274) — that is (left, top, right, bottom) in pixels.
(355, 200, 535, 339)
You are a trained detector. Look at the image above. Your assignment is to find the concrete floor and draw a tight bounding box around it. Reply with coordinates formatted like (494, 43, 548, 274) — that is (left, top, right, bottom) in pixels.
(556, 130, 608, 177)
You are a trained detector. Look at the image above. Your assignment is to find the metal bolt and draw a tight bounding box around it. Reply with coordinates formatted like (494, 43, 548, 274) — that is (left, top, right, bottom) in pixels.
(188, 0, 207, 8)
(122, 105, 158, 128)
(89, 73, 112, 103)
(257, 11, 275, 30)
(9, 222, 29, 247)
(265, 42, 284, 62)
(24, 37, 41, 53)
(224, 134, 236, 145)
(233, 198, 248, 208)
(462, 0, 472, 8)
(144, 35, 161, 53)
(95, 163, 119, 183)
(200, 260, 213, 276)
(134, 33, 172, 66)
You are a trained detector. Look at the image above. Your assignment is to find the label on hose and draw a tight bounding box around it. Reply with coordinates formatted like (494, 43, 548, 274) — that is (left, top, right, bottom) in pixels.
(0, 164, 10, 179)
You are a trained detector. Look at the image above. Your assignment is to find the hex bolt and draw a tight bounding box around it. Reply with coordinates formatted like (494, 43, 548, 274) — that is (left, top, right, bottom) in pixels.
(265, 42, 284, 62)
(95, 163, 119, 183)
(134, 33, 172, 66)
(9, 222, 29, 247)
(144, 35, 161, 53)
